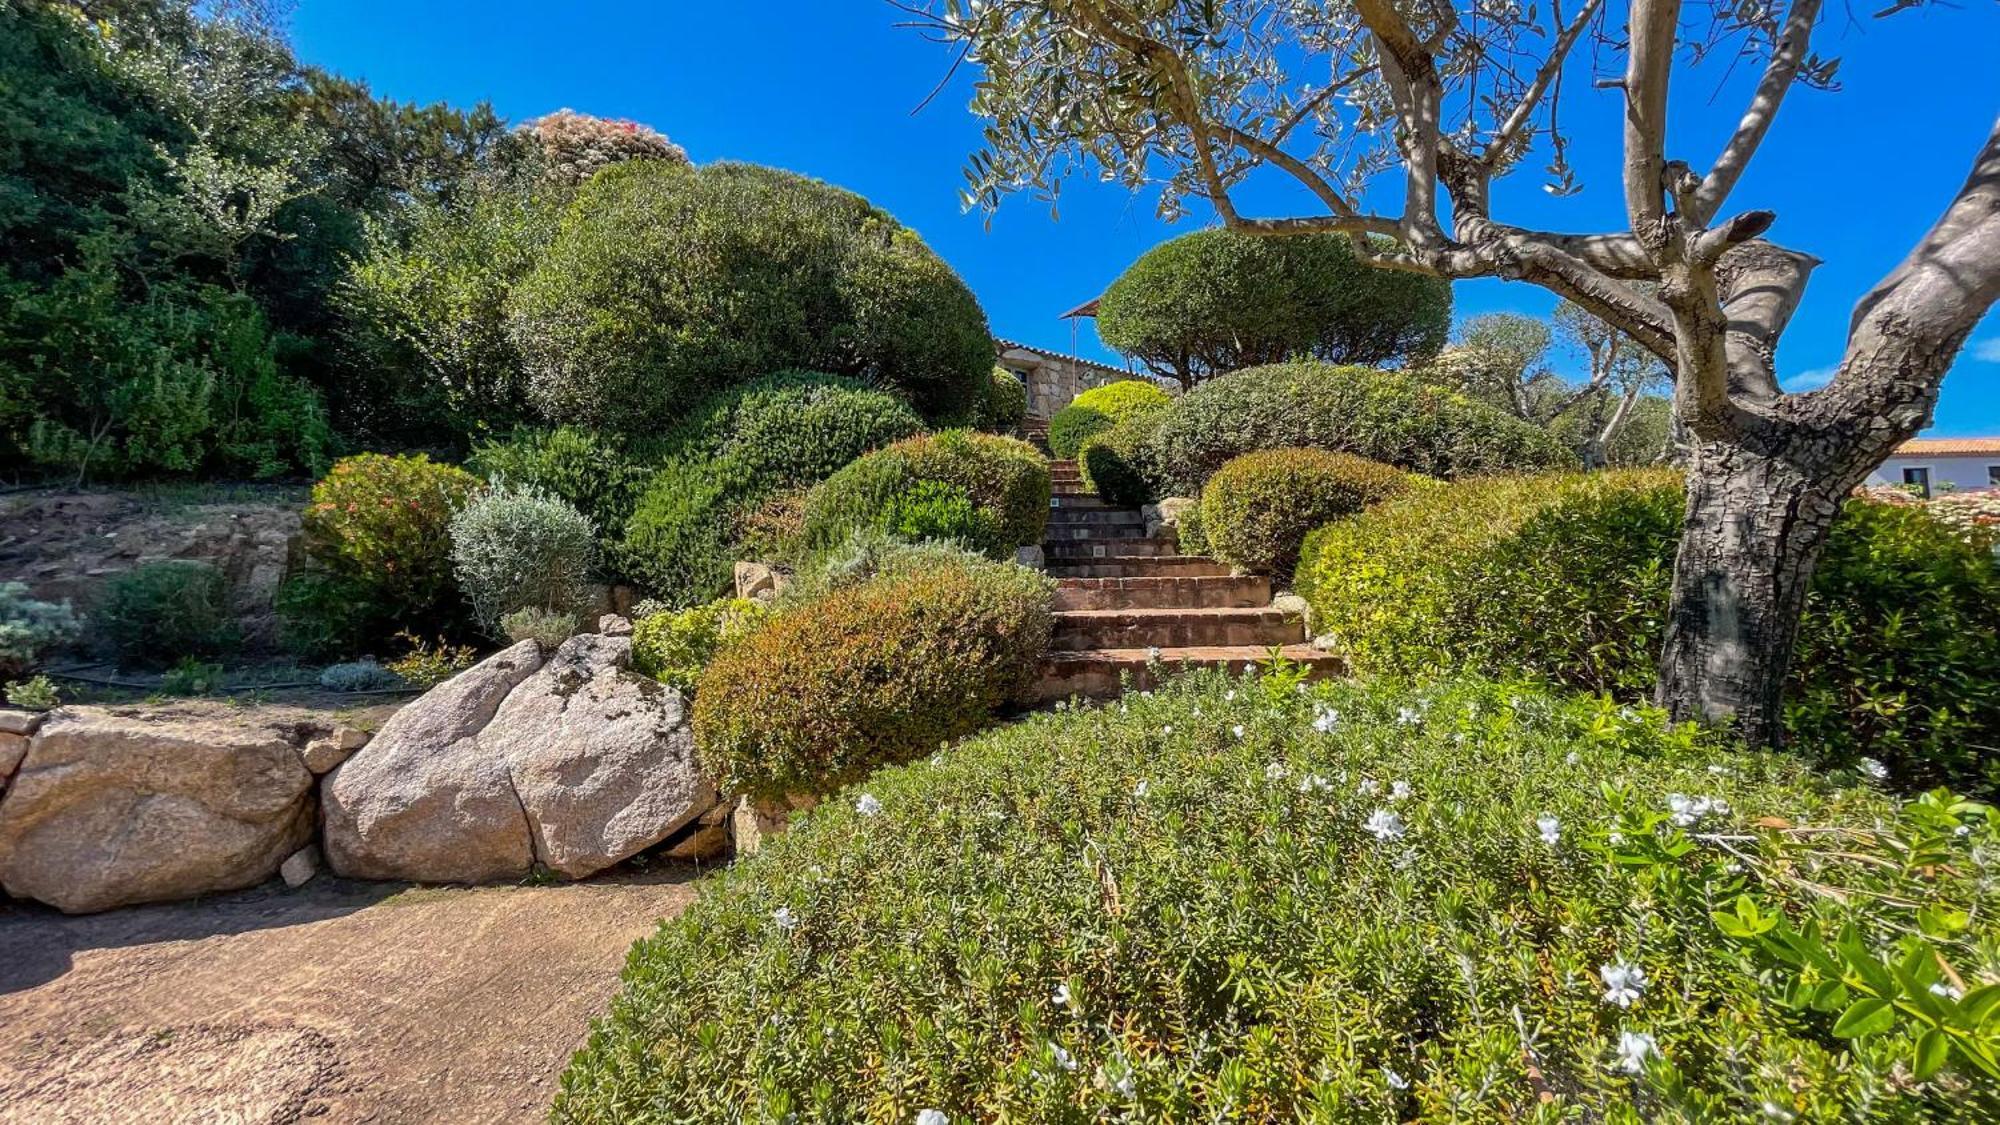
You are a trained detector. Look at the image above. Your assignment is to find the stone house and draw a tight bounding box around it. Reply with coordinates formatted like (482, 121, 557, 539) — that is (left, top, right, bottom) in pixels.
(995, 337, 1151, 419)
(1866, 437, 2000, 496)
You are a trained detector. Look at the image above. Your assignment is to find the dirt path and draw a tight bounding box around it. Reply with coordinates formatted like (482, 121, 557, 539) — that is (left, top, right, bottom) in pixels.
(0, 869, 702, 1124)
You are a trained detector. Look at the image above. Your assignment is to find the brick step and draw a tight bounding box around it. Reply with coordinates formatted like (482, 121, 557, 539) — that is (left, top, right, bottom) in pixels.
(1031, 645, 1345, 702)
(1050, 606, 1304, 651)
(1053, 574, 1271, 612)
(1045, 522, 1156, 543)
(1047, 508, 1145, 527)
(1044, 556, 1235, 579)
(1046, 537, 1179, 560)
(1050, 494, 1116, 511)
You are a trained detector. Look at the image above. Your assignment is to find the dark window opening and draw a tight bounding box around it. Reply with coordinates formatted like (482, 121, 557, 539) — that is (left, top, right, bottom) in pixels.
(1903, 467, 1932, 498)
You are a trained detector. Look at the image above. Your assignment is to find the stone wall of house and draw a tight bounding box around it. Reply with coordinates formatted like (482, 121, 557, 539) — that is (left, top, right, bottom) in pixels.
(998, 343, 1131, 419)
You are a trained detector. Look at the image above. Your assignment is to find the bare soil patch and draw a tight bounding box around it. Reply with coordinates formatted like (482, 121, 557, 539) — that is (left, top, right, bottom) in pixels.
(0, 868, 700, 1124)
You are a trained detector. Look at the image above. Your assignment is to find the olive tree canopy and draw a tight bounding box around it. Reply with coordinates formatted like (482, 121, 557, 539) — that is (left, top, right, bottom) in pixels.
(905, 0, 2000, 748)
(1095, 228, 1450, 387)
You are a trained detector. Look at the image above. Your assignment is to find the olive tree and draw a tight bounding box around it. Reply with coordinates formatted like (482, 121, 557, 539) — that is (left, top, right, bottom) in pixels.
(1096, 228, 1451, 386)
(908, 0, 2000, 748)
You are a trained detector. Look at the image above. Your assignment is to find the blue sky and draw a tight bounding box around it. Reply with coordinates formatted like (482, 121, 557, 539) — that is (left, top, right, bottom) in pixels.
(291, 1, 1998, 436)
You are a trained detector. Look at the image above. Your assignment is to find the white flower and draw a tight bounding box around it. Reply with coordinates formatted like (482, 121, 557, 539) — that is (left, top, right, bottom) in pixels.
(1298, 773, 1332, 794)
(1050, 1043, 1078, 1071)
(1357, 778, 1381, 797)
(1383, 1067, 1409, 1090)
(1600, 962, 1647, 1008)
(1761, 1101, 1797, 1123)
(1614, 1029, 1658, 1073)
(1111, 1068, 1136, 1098)
(1858, 757, 1889, 781)
(1364, 809, 1407, 841)
(772, 906, 798, 931)
(1133, 779, 1150, 798)
(1225, 690, 1236, 702)
(1145, 646, 1163, 663)
(855, 793, 883, 817)
(1955, 824, 1972, 838)
(1536, 814, 1561, 846)
(1264, 761, 1288, 781)
(1666, 793, 1728, 828)
(1397, 706, 1422, 726)
(1706, 764, 1732, 776)
(1312, 706, 1340, 734)
(1052, 982, 1072, 1005)
(1929, 981, 1966, 1001)
(1564, 750, 1580, 766)
(1232, 724, 1246, 740)
(1389, 780, 1412, 801)
(1192, 706, 1202, 718)
(916, 1111, 949, 1125)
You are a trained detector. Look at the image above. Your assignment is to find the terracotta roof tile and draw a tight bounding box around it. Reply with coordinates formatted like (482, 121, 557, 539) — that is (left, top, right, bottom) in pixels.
(1893, 438, 2000, 457)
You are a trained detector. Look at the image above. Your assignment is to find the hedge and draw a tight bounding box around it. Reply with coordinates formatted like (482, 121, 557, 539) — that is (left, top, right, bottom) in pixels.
(664, 371, 924, 493)
(691, 553, 1052, 800)
(1297, 470, 2000, 792)
(1076, 409, 1165, 508)
(559, 672, 1998, 1120)
(1143, 362, 1573, 496)
(802, 430, 1050, 556)
(1047, 379, 1171, 458)
(1198, 449, 1410, 577)
(977, 367, 1028, 435)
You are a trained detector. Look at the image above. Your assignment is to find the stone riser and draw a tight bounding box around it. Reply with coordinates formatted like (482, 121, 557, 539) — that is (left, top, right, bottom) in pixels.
(1053, 575, 1271, 611)
(1031, 646, 1345, 703)
(1051, 495, 1115, 511)
(1046, 538, 1180, 560)
(1047, 509, 1146, 527)
(1050, 608, 1303, 651)
(1045, 523, 1155, 542)
(1045, 556, 1234, 579)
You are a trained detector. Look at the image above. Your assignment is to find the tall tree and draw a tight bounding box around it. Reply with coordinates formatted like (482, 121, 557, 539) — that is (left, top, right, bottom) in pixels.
(1550, 298, 1671, 467)
(911, 0, 2000, 747)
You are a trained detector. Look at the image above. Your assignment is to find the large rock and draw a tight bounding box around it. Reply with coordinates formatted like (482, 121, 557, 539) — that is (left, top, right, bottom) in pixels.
(0, 708, 314, 913)
(321, 641, 544, 883)
(486, 634, 715, 878)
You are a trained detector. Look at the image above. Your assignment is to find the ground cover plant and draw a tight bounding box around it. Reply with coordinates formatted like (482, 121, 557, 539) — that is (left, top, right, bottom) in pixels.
(558, 670, 1999, 1122)
(1299, 471, 2000, 793)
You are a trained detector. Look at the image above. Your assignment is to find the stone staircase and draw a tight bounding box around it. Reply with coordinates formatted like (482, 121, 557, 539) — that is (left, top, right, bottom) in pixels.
(1031, 460, 1343, 701)
(1021, 415, 1051, 454)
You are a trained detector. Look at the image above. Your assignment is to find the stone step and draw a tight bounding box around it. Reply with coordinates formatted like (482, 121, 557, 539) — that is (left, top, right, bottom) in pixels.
(1044, 522, 1156, 543)
(1047, 508, 1145, 527)
(1050, 495, 1116, 512)
(1044, 556, 1235, 579)
(1050, 606, 1304, 651)
(1031, 645, 1345, 702)
(1053, 574, 1271, 612)
(1046, 537, 1180, 560)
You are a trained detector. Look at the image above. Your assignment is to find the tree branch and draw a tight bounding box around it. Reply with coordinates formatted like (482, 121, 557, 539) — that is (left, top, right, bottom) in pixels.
(1692, 0, 1824, 225)
(1480, 0, 1606, 167)
(1622, 0, 1681, 250)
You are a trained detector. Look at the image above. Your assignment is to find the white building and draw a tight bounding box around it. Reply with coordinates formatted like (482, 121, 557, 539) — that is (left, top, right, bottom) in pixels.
(1866, 437, 2000, 497)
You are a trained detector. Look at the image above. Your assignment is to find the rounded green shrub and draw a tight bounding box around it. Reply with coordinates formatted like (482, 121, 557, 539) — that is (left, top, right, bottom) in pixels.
(803, 431, 1050, 556)
(1076, 409, 1166, 507)
(631, 597, 772, 692)
(94, 561, 238, 669)
(666, 371, 924, 492)
(1297, 470, 2000, 792)
(1143, 362, 1573, 496)
(691, 554, 1052, 800)
(977, 366, 1028, 435)
(449, 482, 599, 635)
(560, 673, 1997, 1121)
(1047, 379, 1171, 458)
(1199, 448, 1409, 577)
(619, 456, 763, 609)
(467, 426, 667, 553)
(507, 161, 992, 434)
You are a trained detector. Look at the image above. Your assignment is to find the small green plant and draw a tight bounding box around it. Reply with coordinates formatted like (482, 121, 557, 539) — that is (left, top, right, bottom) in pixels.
(877, 480, 1000, 553)
(94, 561, 238, 669)
(450, 481, 598, 635)
(5, 674, 61, 710)
(384, 632, 477, 690)
(158, 657, 227, 696)
(318, 660, 405, 693)
(631, 598, 771, 692)
(0, 582, 78, 680)
(500, 606, 581, 650)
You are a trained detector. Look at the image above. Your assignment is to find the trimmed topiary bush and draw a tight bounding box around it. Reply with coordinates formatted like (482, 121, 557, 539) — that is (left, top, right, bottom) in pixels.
(619, 457, 764, 609)
(507, 161, 993, 434)
(1298, 470, 2000, 792)
(802, 431, 1050, 556)
(560, 672, 1999, 1121)
(877, 480, 1001, 554)
(977, 366, 1029, 435)
(1047, 379, 1171, 458)
(449, 482, 599, 635)
(665, 371, 925, 492)
(1199, 448, 1409, 577)
(94, 561, 238, 669)
(1143, 362, 1573, 496)
(692, 554, 1052, 800)
(1076, 409, 1166, 507)
(631, 597, 772, 693)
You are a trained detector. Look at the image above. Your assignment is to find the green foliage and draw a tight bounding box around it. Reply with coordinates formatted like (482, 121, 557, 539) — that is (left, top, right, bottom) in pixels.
(283, 453, 482, 655)
(466, 425, 666, 561)
(1076, 409, 1167, 507)
(560, 673, 2000, 1121)
(1198, 448, 1409, 576)
(317, 659, 403, 692)
(803, 431, 1051, 557)
(1174, 501, 1209, 555)
(158, 656, 226, 696)
(1096, 229, 1453, 386)
(878, 481, 1001, 554)
(1142, 362, 1574, 496)
(449, 482, 598, 635)
(976, 366, 1029, 434)
(631, 598, 772, 693)
(499, 605, 581, 650)
(1298, 472, 2000, 791)
(0, 583, 79, 681)
(507, 161, 992, 434)
(383, 631, 477, 689)
(619, 457, 765, 609)
(1047, 379, 1171, 458)
(5, 674, 61, 711)
(692, 554, 1053, 801)
(94, 560, 238, 669)
(665, 371, 925, 492)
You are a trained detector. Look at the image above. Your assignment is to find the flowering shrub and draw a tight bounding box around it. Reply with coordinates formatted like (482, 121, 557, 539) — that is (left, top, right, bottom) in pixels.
(1047, 379, 1171, 458)
(1198, 448, 1410, 576)
(1299, 471, 2000, 792)
(284, 453, 482, 653)
(1858, 485, 2000, 546)
(692, 554, 1052, 801)
(448, 481, 598, 635)
(802, 431, 1050, 557)
(523, 108, 688, 186)
(560, 672, 1999, 1121)
(631, 598, 771, 693)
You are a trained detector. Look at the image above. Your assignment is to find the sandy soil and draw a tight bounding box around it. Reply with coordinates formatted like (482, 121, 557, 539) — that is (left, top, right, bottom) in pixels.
(0, 869, 701, 1124)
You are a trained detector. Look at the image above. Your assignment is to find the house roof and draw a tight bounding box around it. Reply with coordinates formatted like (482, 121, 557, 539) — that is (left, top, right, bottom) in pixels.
(993, 337, 1131, 380)
(1892, 437, 2000, 458)
(1059, 297, 1101, 319)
